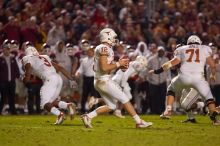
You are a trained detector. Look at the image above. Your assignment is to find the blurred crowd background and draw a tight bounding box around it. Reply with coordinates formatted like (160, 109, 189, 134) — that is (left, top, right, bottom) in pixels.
(0, 0, 220, 115)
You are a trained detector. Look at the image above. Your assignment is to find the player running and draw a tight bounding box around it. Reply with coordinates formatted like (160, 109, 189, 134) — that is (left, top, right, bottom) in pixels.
(22, 45, 77, 125)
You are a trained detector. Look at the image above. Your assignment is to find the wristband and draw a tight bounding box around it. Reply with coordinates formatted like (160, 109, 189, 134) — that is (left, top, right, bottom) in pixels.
(154, 67, 164, 74)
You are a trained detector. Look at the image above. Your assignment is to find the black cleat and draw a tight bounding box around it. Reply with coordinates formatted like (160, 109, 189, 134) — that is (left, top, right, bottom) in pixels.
(209, 111, 218, 121)
(181, 118, 197, 123)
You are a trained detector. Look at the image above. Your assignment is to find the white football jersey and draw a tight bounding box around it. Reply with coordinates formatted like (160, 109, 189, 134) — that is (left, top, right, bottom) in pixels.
(93, 44, 114, 78)
(22, 55, 57, 80)
(174, 44, 212, 75)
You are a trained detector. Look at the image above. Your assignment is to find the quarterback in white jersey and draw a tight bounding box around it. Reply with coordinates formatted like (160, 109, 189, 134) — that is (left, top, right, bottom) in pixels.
(81, 28, 152, 128)
(22, 46, 77, 125)
(149, 35, 220, 125)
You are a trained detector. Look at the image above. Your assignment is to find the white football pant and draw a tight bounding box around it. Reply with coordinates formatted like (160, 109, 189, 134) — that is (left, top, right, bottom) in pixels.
(40, 74, 63, 108)
(94, 78, 129, 110)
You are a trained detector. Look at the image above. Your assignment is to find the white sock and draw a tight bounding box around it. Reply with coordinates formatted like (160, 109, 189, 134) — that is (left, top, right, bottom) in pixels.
(58, 101, 68, 109)
(166, 105, 172, 111)
(87, 110, 97, 119)
(50, 107, 61, 116)
(133, 114, 141, 123)
(115, 109, 121, 114)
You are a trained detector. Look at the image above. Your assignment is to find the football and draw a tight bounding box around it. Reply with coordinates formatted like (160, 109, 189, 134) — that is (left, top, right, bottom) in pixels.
(119, 55, 129, 71)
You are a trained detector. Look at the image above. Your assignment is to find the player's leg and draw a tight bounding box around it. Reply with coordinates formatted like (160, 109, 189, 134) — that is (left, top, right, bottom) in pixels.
(193, 80, 220, 125)
(180, 88, 204, 123)
(104, 80, 152, 128)
(112, 86, 133, 119)
(54, 75, 76, 120)
(88, 96, 104, 109)
(41, 75, 65, 124)
(180, 88, 198, 122)
(160, 93, 174, 119)
(81, 93, 115, 128)
(81, 79, 117, 128)
(113, 102, 125, 118)
(160, 76, 183, 119)
(82, 79, 152, 128)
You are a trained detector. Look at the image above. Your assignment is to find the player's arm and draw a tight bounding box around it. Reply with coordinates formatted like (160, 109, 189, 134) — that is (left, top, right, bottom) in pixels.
(149, 57, 181, 74)
(51, 61, 73, 80)
(75, 59, 83, 79)
(206, 56, 216, 81)
(52, 61, 77, 88)
(99, 55, 128, 72)
(71, 57, 79, 76)
(23, 63, 32, 84)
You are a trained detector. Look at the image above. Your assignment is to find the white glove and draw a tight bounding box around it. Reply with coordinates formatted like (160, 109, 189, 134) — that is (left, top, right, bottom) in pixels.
(69, 80, 78, 89)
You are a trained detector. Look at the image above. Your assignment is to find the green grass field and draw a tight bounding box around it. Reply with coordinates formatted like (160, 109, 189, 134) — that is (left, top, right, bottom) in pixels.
(0, 115, 220, 146)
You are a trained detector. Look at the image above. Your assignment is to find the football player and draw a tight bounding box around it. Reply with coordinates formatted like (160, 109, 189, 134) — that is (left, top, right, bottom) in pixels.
(22, 46, 77, 124)
(149, 35, 220, 125)
(81, 28, 152, 128)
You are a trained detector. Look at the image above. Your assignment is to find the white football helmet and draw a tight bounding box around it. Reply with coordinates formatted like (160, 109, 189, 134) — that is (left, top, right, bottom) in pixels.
(187, 35, 202, 45)
(25, 46, 39, 55)
(135, 56, 148, 67)
(99, 28, 118, 46)
(80, 39, 90, 51)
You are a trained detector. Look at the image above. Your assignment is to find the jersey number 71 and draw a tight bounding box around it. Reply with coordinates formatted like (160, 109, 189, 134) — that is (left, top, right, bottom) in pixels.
(186, 49, 200, 63)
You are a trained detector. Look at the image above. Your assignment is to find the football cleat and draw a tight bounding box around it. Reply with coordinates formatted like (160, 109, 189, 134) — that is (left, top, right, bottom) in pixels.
(67, 103, 76, 120)
(81, 114, 93, 128)
(209, 111, 218, 121)
(213, 119, 220, 126)
(209, 110, 220, 126)
(54, 112, 65, 125)
(136, 120, 153, 128)
(181, 118, 197, 123)
(113, 110, 125, 118)
(160, 110, 171, 119)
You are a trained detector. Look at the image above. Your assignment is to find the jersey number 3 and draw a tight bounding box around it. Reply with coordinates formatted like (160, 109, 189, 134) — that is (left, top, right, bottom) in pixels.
(186, 49, 200, 63)
(38, 56, 51, 67)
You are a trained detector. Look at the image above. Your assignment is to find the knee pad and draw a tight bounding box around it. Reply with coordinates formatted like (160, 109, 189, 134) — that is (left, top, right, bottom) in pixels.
(166, 90, 175, 97)
(181, 88, 199, 110)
